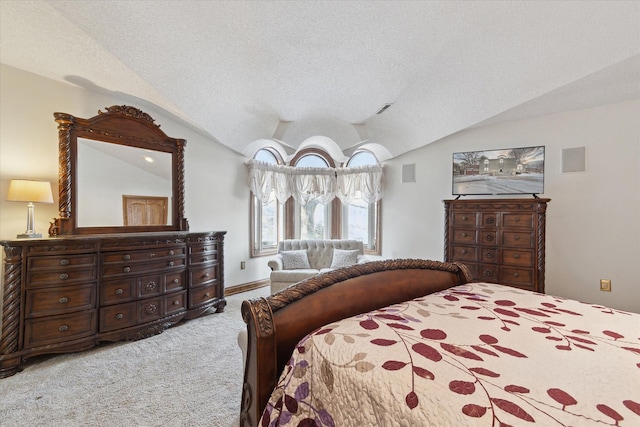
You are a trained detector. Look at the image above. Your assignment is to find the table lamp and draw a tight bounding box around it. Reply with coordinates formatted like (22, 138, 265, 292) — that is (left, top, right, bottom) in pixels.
(7, 179, 54, 238)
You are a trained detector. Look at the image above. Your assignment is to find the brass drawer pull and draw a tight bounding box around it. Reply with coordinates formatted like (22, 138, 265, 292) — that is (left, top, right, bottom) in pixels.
(461, 232, 467, 237)
(204, 272, 210, 278)
(59, 297, 69, 304)
(59, 325, 69, 332)
(123, 254, 131, 261)
(486, 252, 494, 259)
(462, 216, 468, 221)
(461, 249, 467, 254)
(60, 259, 70, 266)
(515, 217, 521, 222)
(168, 261, 174, 266)
(485, 234, 494, 241)
(144, 281, 157, 291)
(173, 300, 180, 306)
(513, 272, 520, 277)
(123, 266, 131, 273)
(514, 254, 520, 259)
(172, 278, 179, 284)
(514, 236, 520, 241)
(149, 253, 156, 258)
(59, 273, 69, 280)
(204, 292, 210, 297)
(168, 250, 174, 256)
(115, 313, 124, 320)
(115, 288, 124, 295)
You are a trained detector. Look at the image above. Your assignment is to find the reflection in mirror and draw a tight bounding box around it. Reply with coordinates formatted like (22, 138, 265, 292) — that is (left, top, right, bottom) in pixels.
(77, 138, 173, 227)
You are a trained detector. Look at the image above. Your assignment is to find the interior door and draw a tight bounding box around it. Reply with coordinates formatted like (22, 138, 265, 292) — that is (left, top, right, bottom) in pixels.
(123, 196, 168, 226)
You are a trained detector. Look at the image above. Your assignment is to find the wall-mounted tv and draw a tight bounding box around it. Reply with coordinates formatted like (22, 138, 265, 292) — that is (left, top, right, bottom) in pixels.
(452, 146, 545, 196)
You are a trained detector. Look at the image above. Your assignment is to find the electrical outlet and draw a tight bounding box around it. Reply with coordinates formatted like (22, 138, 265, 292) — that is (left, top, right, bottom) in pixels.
(240, 261, 246, 270)
(600, 279, 611, 292)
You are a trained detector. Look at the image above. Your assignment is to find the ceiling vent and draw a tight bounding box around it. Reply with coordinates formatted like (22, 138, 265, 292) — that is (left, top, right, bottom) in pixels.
(376, 103, 393, 115)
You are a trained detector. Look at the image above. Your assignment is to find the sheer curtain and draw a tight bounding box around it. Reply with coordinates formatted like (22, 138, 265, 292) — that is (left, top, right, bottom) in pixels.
(246, 160, 384, 205)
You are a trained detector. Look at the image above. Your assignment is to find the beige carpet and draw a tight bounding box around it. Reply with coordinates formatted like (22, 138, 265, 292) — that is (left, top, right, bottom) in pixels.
(0, 286, 269, 427)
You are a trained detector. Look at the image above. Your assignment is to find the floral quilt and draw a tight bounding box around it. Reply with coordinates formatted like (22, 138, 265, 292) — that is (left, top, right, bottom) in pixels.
(260, 282, 640, 427)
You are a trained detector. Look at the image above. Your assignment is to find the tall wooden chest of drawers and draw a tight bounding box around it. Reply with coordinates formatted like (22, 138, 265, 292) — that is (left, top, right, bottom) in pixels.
(444, 199, 550, 293)
(0, 231, 225, 378)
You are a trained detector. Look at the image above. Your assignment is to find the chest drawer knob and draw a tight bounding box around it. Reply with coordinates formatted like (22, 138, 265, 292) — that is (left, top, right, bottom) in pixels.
(515, 217, 521, 222)
(59, 273, 69, 280)
(149, 253, 156, 258)
(115, 288, 124, 295)
(60, 259, 70, 266)
(462, 216, 468, 221)
(123, 267, 131, 273)
(168, 250, 175, 256)
(204, 272, 210, 278)
(514, 236, 520, 241)
(513, 272, 520, 277)
(485, 234, 494, 241)
(145, 281, 158, 291)
(168, 261, 174, 266)
(486, 252, 494, 259)
(123, 254, 131, 261)
(514, 254, 520, 259)
(461, 232, 467, 237)
(144, 304, 158, 315)
(59, 297, 69, 304)
(172, 278, 179, 284)
(173, 300, 180, 306)
(203, 257, 208, 262)
(461, 249, 467, 254)
(205, 292, 210, 297)
(115, 313, 124, 320)
(59, 325, 69, 332)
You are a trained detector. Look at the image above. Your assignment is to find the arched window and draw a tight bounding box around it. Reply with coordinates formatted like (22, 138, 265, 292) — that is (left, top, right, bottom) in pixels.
(250, 148, 284, 256)
(342, 150, 381, 253)
(287, 149, 336, 240)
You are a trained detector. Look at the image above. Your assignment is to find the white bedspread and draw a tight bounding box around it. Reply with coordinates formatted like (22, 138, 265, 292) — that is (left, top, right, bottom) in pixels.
(260, 283, 640, 426)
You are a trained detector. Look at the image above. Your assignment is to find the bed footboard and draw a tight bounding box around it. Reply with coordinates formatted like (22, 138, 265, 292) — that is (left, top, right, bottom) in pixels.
(239, 259, 472, 427)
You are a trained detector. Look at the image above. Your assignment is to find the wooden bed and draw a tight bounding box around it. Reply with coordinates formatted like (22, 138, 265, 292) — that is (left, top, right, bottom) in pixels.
(239, 259, 640, 427)
(239, 259, 473, 427)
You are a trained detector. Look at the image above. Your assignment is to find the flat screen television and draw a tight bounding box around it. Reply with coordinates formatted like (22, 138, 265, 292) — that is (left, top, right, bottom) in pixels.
(452, 146, 545, 196)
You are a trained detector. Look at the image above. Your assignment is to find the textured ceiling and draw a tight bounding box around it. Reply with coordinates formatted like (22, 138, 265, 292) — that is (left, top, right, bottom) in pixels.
(1, 1, 639, 160)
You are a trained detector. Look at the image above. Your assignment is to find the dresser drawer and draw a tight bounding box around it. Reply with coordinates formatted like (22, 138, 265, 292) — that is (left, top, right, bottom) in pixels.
(477, 264, 499, 283)
(500, 268, 534, 286)
(100, 302, 137, 332)
(101, 278, 135, 305)
(138, 297, 163, 323)
(502, 249, 534, 267)
(503, 213, 533, 229)
(479, 231, 498, 246)
(502, 231, 534, 248)
(480, 213, 498, 227)
(165, 271, 186, 293)
(165, 291, 187, 315)
(102, 247, 186, 263)
(24, 310, 96, 348)
(26, 284, 96, 318)
(451, 229, 477, 244)
(27, 267, 97, 288)
(28, 254, 97, 270)
(452, 213, 477, 227)
(451, 245, 477, 262)
(137, 274, 163, 297)
(189, 283, 218, 309)
(190, 243, 218, 256)
(190, 265, 218, 287)
(102, 257, 186, 277)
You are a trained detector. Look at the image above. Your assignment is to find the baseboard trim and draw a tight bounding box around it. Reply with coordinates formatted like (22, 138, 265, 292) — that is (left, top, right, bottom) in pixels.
(225, 279, 270, 296)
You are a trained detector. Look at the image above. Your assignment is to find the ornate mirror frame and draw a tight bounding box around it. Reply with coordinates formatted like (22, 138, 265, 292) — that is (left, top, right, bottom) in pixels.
(50, 105, 189, 236)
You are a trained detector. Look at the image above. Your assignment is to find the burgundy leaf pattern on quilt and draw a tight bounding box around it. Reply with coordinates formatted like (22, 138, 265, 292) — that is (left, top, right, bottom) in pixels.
(260, 283, 640, 427)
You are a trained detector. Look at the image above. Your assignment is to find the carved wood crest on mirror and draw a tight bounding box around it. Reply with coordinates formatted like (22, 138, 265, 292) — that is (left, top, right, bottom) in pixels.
(50, 105, 189, 235)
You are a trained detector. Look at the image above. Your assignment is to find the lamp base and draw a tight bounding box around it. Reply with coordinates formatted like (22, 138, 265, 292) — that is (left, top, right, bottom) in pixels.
(16, 232, 43, 239)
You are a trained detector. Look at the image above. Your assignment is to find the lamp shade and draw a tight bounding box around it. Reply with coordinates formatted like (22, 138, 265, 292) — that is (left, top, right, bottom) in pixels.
(7, 179, 54, 203)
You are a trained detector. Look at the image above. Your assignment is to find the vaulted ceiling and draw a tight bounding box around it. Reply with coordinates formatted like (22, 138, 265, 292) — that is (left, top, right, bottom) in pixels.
(1, 1, 638, 160)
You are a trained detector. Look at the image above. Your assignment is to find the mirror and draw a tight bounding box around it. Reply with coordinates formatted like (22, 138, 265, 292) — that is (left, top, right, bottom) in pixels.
(50, 105, 189, 235)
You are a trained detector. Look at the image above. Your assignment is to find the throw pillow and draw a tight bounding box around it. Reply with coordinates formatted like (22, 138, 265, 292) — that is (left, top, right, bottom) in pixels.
(282, 250, 311, 269)
(330, 249, 359, 269)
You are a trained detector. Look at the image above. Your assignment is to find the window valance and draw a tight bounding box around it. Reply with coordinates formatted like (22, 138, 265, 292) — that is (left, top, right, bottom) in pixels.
(246, 160, 384, 205)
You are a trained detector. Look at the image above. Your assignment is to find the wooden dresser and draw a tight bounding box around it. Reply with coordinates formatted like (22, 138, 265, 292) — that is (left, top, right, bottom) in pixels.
(444, 198, 550, 293)
(0, 231, 225, 378)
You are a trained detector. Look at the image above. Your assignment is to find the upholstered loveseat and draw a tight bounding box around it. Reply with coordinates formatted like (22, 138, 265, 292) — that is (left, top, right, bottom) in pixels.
(268, 239, 371, 293)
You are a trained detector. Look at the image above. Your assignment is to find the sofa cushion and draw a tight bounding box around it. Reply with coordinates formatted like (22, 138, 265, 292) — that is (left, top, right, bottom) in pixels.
(282, 250, 311, 269)
(270, 269, 319, 284)
(330, 249, 359, 269)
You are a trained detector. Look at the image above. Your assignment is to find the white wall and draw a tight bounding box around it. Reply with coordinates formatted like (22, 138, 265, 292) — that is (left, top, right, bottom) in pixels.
(2, 64, 639, 312)
(0, 65, 272, 289)
(383, 99, 640, 313)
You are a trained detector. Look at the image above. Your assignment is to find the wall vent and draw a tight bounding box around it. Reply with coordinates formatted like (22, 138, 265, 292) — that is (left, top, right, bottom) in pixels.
(376, 103, 393, 115)
(402, 164, 416, 183)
